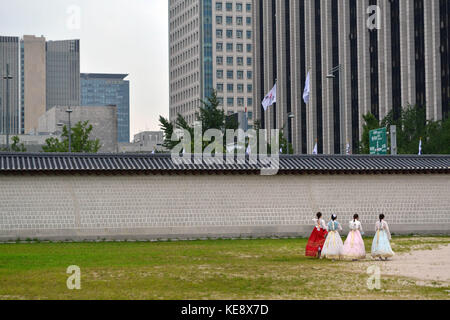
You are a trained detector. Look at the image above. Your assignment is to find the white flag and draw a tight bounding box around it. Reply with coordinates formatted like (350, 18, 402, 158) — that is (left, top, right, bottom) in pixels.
(246, 144, 251, 155)
(262, 83, 277, 111)
(303, 72, 311, 104)
(312, 142, 318, 155)
(418, 139, 422, 155)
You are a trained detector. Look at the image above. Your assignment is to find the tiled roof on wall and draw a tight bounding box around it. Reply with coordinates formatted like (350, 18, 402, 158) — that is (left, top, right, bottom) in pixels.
(0, 153, 449, 174)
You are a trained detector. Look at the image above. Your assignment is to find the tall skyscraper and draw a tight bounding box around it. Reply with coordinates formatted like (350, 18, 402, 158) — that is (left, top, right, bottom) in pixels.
(80, 73, 130, 143)
(21, 35, 46, 134)
(46, 39, 80, 111)
(0, 36, 20, 135)
(169, 0, 255, 127)
(253, 0, 450, 155)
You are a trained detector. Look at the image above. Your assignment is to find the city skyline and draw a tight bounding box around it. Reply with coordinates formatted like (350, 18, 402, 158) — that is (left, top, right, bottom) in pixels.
(0, 0, 169, 140)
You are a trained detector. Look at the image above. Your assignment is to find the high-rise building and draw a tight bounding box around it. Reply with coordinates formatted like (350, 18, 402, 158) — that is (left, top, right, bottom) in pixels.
(21, 35, 46, 134)
(253, 0, 450, 155)
(0, 36, 20, 135)
(80, 73, 130, 143)
(169, 0, 255, 127)
(46, 39, 80, 111)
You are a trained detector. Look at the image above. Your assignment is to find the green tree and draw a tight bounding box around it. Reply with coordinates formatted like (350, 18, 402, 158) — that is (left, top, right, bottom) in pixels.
(42, 121, 101, 153)
(359, 113, 380, 154)
(1, 136, 27, 152)
(361, 104, 450, 155)
(159, 90, 239, 153)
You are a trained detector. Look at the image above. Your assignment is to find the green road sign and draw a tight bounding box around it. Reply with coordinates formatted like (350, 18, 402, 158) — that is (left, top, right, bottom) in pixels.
(370, 128, 388, 155)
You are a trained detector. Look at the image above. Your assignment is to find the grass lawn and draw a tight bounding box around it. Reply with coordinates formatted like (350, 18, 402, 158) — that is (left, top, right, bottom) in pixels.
(0, 236, 448, 300)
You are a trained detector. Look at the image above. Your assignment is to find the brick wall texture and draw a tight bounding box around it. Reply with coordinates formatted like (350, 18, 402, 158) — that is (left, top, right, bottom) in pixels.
(0, 173, 449, 240)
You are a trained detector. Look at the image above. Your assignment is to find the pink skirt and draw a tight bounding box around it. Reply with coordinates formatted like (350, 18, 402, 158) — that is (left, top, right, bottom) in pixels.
(342, 230, 366, 260)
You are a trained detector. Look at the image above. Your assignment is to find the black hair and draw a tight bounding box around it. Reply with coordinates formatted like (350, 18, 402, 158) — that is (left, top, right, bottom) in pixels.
(331, 214, 337, 221)
(379, 214, 385, 223)
(316, 212, 322, 219)
(353, 214, 359, 222)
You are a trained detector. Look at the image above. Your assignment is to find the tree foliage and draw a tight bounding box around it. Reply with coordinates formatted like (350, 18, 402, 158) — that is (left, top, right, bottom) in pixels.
(42, 121, 101, 153)
(360, 104, 450, 155)
(159, 90, 239, 153)
(1, 136, 27, 152)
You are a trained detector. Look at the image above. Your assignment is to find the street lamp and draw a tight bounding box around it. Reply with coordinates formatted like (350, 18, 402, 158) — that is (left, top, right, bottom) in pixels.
(326, 64, 345, 155)
(66, 108, 73, 153)
(2, 64, 13, 151)
(284, 112, 295, 154)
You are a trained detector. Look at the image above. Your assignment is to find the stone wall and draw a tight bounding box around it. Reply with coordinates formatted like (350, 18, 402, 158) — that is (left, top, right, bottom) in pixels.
(0, 173, 449, 241)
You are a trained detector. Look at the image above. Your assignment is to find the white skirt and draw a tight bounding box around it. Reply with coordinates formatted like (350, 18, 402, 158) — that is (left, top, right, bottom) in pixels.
(321, 231, 344, 260)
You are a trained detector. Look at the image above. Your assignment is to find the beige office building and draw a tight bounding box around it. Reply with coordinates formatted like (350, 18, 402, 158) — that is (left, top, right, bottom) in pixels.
(253, 0, 450, 154)
(169, 0, 255, 127)
(22, 35, 46, 134)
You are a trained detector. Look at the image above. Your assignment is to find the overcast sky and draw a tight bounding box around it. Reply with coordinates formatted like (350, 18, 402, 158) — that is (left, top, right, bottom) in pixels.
(0, 0, 169, 140)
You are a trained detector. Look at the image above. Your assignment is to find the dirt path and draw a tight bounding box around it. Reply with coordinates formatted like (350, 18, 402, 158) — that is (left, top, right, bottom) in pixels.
(365, 244, 450, 285)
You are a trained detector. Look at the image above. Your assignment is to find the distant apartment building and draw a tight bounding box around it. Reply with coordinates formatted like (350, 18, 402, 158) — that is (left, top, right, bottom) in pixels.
(21, 35, 46, 134)
(0, 36, 20, 135)
(38, 105, 118, 153)
(118, 131, 165, 153)
(46, 39, 80, 111)
(169, 0, 255, 128)
(80, 73, 130, 143)
(1, 35, 80, 135)
(253, 0, 450, 155)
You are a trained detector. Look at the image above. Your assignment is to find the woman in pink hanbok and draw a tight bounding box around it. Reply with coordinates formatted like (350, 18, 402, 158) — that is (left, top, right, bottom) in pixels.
(342, 214, 366, 260)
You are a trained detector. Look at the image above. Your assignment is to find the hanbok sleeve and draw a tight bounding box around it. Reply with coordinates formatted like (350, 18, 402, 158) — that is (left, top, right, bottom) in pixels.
(360, 222, 365, 235)
(321, 219, 328, 231)
(384, 221, 392, 240)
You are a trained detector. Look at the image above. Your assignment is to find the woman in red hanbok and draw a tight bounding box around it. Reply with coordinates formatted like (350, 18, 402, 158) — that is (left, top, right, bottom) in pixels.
(305, 212, 328, 258)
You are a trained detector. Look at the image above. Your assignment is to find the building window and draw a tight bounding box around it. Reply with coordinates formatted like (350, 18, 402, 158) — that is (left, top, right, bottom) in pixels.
(237, 84, 244, 93)
(237, 30, 243, 38)
(237, 71, 244, 79)
(247, 57, 252, 66)
(217, 70, 224, 79)
(247, 98, 253, 106)
(236, 3, 243, 12)
(227, 98, 234, 106)
(216, 2, 223, 11)
(237, 98, 244, 106)
(236, 43, 243, 52)
(248, 111, 253, 119)
(237, 16, 243, 25)
(216, 16, 223, 24)
(227, 83, 234, 92)
(216, 42, 223, 51)
(217, 83, 224, 92)
(246, 44, 252, 52)
(237, 57, 244, 65)
(246, 3, 252, 12)
(226, 43, 233, 51)
(246, 31, 252, 39)
(216, 56, 223, 65)
(227, 70, 234, 79)
(226, 16, 233, 25)
(216, 29, 223, 38)
(218, 97, 224, 105)
(227, 56, 234, 65)
(226, 2, 232, 11)
(247, 71, 252, 79)
(226, 29, 233, 38)
(246, 17, 252, 25)
(247, 84, 253, 93)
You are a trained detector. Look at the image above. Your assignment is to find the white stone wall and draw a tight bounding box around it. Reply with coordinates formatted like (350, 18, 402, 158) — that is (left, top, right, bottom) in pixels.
(0, 173, 449, 240)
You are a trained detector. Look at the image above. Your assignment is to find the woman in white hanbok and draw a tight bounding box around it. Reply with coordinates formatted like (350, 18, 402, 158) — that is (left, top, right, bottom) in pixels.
(371, 214, 395, 260)
(321, 214, 344, 260)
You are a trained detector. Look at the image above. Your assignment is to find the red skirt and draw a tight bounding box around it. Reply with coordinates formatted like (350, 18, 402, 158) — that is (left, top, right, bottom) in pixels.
(305, 227, 328, 257)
